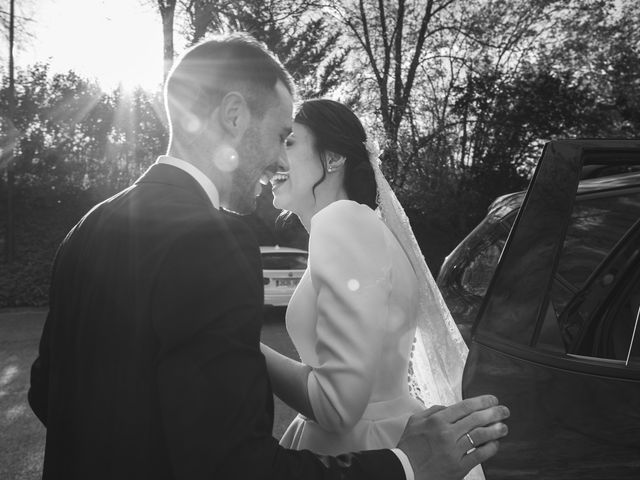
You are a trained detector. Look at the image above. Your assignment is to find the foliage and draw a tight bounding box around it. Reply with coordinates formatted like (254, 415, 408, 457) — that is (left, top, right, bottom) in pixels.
(1, 63, 168, 193)
(324, 0, 640, 242)
(179, 0, 348, 98)
(0, 186, 102, 307)
(0, 64, 168, 307)
(325, 0, 461, 180)
(2, 0, 640, 306)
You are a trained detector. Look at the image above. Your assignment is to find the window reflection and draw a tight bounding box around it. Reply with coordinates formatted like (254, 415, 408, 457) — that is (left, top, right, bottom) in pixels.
(461, 242, 504, 297)
(551, 193, 640, 348)
(441, 213, 515, 333)
(557, 194, 640, 290)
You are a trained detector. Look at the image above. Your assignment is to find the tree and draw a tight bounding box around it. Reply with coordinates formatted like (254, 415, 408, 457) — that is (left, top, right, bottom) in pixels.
(0, 0, 35, 49)
(180, 0, 348, 99)
(537, 0, 640, 137)
(1, 0, 38, 262)
(157, 0, 177, 81)
(142, 0, 178, 81)
(325, 0, 461, 183)
(0, 62, 168, 196)
(450, 0, 640, 175)
(182, 0, 314, 44)
(0, 64, 169, 306)
(1, 0, 16, 262)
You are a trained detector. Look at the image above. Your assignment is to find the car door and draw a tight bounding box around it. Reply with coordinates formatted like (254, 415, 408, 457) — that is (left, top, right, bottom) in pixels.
(462, 140, 640, 479)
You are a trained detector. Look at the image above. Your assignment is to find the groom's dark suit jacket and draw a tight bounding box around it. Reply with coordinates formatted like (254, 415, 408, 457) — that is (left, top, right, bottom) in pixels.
(28, 163, 405, 480)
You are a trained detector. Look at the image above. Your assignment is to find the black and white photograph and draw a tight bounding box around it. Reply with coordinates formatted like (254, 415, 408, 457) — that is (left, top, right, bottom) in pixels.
(1, 1, 638, 479)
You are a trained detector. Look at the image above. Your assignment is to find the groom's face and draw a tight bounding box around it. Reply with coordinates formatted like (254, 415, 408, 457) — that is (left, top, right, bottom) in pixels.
(228, 80, 293, 214)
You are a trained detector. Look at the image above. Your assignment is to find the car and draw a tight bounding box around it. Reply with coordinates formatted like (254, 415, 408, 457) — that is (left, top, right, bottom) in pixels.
(453, 139, 640, 479)
(260, 246, 308, 307)
(437, 163, 640, 344)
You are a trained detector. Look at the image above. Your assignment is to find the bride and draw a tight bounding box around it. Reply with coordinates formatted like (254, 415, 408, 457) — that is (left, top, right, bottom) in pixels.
(261, 99, 483, 479)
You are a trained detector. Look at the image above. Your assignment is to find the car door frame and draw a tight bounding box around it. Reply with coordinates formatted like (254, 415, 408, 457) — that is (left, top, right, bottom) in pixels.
(463, 139, 640, 479)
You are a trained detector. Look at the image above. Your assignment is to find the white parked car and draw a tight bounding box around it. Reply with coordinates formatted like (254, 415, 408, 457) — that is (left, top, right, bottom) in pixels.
(260, 246, 308, 307)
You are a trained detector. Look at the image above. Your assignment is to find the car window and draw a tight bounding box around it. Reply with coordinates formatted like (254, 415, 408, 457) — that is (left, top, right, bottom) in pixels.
(448, 215, 514, 297)
(601, 279, 640, 363)
(262, 253, 307, 270)
(552, 256, 640, 365)
(460, 242, 504, 297)
(452, 193, 640, 332)
(537, 192, 640, 351)
(437, 213, 515, 337)
(550, 193, 640, 314)
(475, 145, 640, 347)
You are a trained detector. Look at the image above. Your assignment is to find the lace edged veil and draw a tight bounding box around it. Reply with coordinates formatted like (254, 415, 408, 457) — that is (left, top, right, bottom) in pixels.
(365, 138, 485, 480)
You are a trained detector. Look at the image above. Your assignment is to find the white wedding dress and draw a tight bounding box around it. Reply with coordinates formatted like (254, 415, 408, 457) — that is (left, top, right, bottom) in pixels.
(279, 199, 425, 455)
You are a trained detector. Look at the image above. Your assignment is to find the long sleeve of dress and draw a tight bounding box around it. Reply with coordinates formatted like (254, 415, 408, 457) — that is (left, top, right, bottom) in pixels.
(306, 200, 392, 433)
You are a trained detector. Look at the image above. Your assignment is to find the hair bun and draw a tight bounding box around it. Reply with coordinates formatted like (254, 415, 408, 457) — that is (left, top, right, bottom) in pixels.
(345, 160, 377, 210)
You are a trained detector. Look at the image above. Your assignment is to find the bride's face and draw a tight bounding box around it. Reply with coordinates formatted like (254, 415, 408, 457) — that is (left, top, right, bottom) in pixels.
(271, 122, 326, 216)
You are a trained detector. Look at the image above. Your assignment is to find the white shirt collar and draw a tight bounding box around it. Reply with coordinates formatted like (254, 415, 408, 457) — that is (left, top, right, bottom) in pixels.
(156, 155, 220, 209)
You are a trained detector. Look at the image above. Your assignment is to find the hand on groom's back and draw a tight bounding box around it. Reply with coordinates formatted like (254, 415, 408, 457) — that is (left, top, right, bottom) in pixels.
(397, 395, 509, 480)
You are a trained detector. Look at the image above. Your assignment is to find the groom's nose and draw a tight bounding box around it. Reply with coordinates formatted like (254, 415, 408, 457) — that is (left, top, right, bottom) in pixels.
(277, 150, 288, 170)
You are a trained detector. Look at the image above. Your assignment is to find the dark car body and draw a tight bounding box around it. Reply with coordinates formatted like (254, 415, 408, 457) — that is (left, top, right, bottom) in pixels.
(458, 140, 640, 479)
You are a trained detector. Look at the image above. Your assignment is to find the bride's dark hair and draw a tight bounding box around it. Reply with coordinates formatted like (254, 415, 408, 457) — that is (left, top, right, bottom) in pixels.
(294, 99, 378, 210)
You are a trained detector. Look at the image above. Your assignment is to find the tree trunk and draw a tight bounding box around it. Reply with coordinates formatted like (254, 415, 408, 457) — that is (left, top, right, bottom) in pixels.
(4, 0, 16, 263)
(158, 0, 176, 82)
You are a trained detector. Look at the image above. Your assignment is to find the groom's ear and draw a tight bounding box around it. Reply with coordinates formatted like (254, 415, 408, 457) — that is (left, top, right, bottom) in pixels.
(217, 91, 250, 138)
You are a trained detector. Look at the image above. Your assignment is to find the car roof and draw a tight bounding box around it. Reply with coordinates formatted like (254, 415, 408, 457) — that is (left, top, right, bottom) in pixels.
(488, 170, 640, 214)
(259, 246, 308, 255)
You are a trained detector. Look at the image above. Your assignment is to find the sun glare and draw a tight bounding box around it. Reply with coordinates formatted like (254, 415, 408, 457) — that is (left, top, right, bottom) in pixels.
(22, 0, 167, 92)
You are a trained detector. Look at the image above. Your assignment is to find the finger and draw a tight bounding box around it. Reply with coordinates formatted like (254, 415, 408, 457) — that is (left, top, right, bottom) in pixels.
(423, 404, 447, 417)
(454, 405, 510, 438)
(439, 395, 498, 423)
(458, 422, 508, 454)
(460, 440, 500, 472)
(409, 404, 446, 424)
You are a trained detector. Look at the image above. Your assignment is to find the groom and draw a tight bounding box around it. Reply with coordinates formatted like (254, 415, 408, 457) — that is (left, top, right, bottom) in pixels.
(29, 33, 508, 479)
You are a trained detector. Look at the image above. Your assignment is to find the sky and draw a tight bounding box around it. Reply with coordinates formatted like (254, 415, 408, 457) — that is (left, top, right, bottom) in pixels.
(1, 0, 184, 90)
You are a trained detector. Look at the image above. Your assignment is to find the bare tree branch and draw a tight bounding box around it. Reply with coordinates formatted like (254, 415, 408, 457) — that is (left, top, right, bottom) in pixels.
(378, 0, 391, 82)
(397, 0, 433, 127)
(393, 0, 406, 128)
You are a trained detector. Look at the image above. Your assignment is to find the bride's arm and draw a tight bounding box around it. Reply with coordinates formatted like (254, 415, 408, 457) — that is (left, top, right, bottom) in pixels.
(304, 201, 391, 433)
(260, 342, 316, 421)
(260, 202, 390, 433)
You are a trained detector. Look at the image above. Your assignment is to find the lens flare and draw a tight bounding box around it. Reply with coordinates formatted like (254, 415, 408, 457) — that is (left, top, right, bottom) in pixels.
(213, 145, 239, 172)
(182, 114, 202, 134)
(347, 279, 360, 292)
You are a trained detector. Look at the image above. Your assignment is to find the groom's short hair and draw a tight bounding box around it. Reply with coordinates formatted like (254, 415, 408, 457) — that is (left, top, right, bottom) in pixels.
(165, 33, 294, 138)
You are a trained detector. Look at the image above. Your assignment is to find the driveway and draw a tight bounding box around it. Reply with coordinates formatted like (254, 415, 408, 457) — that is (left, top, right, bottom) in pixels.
(0, 308, 297, 480)
(0, 309, 46, 480)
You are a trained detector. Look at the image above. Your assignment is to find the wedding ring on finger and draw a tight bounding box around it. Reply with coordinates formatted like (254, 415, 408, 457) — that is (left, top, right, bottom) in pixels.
(465, 432, 476, 454)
